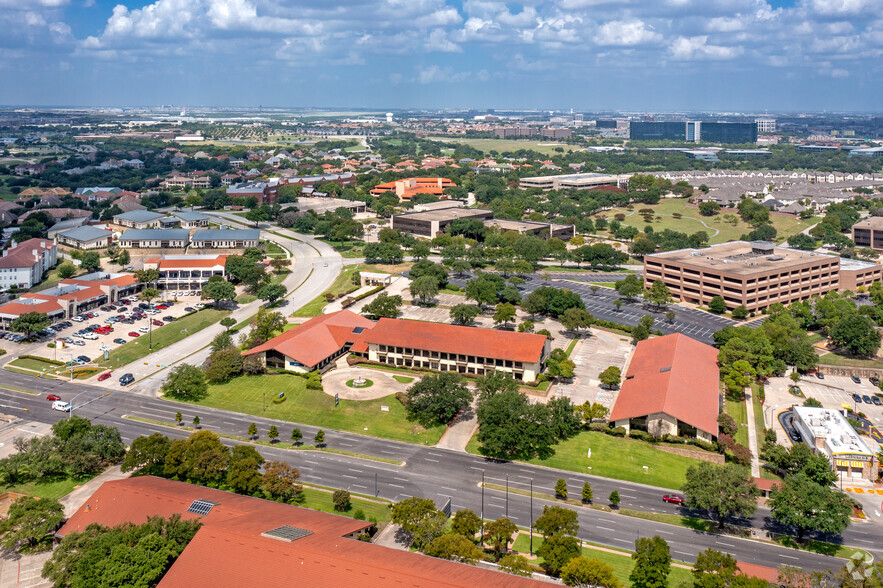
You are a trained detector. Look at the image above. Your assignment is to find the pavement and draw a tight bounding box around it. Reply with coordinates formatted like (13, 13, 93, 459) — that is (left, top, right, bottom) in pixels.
(323, 366, 410, 401)
(744, 387, 762, 478)
(59, 464, 129, 517)
(553, 328, 632, 408)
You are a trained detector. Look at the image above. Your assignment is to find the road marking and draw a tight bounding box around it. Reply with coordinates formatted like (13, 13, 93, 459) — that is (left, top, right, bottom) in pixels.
(612, 538, 631, 544)
(425, 458, 439, 462)
(780, 555, 799, 560)
(655, 530, 674, 535)
(342, 475, 358, 480)
(596, 526, 615, 532)
(389, 484, 405, 489)
(715, 541, 735, 547)
(675, 551, 693, 557)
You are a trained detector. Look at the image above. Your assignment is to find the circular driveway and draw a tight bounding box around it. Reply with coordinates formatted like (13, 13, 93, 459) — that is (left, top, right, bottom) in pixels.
(322, 367, 416, 400)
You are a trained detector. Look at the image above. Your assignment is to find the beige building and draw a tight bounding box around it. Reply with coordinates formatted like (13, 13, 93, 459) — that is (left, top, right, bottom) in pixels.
(791, 406, 878, 482)
(643, 241, 860, 311)
(391, 208, 494, 238)
(518, 172, 628, 191)
(839, 258, 883, 292)
(852, 217, 883, 251)
(484, 218, 575, 240)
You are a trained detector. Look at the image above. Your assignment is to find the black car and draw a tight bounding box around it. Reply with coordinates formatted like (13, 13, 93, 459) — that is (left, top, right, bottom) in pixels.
(113, 338, 126, 344)
(138, 303, 149, 309)
(863, 395, 872, 404)
(119, 373, 134, 386)
(851, 375, 862, 384)
(815, 372, 825, 379)
(163, 315, 174, 322)
(184, 307, 195, 312)
(76, 355, 91, 363)
(873, 396, 883, 406)
(789, 430, 801, 442)
(871, 377, 880, 386)
(853, 393, 863, 403)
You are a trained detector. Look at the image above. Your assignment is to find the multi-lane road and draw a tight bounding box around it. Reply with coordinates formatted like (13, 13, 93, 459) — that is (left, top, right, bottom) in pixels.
(3, 368, 877, 573)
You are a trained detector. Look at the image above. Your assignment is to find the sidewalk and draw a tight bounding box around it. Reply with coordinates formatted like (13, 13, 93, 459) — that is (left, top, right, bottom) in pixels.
(60, 465, 129, 517)
(435, 399, 478, 452)
(744, 390, 761, 478)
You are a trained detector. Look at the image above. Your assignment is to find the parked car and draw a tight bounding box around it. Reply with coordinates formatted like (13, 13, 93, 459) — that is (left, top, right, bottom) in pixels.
(128, 332, 140, 338)
(790, 430, 801, 442)
(873, 396, 882, 406)
(163, 316, 174, 322)
(853, 393, 863, 403)
(870, 376, 879, 386)
(52, 401, 71, 412)
(82, 333, 98, 340)
(46, 394, 61, 401)
(184, 307, 195, 312)
(852, 375, 862, 384)
(152, 319, 164, 326)
(863, 395, 872, 404)
(99, 345, 111, 352)
(76, 355, 91, 363)
(113, 338, 126, 345)
(138, 326, 149, 334)
(662, 494, 684, 505)
(119, 373, 134, 386)
(72, 339, 85, 346)
(815, 372, 825, 379)
(97, 372, 111, 381)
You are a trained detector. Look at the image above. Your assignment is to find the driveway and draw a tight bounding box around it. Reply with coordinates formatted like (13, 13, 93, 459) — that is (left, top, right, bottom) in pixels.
(553, 328, 633, 408)
(322, 366, 414, 401)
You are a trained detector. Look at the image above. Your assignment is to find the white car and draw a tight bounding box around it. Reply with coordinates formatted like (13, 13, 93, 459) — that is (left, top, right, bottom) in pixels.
(72, 339, 85, 346)
(52, 401, 71, 412)
(178, 291, 185, 297)
(72, 316, 85, 322)
(99, 344, 111, 352)
(138, 326, 149, 333)
(194, 303, 205, 309)
(81, 333, 98, 340)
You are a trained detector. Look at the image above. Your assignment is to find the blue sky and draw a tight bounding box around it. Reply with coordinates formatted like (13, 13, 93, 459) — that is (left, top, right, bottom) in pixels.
(2, 0, 883, 111)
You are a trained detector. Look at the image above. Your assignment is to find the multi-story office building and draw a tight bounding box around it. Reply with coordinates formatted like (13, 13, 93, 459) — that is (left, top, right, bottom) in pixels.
(143, 254, 228, 292)
(483, 218, 575, 240)
(698, 122, 757, 144)
(390, 208, 493, 238)
(643, 241, 847, 311)
(851, 217, 883, 250)
(756, 118, 776, 133)
(630, 121, 757, 144)
(518, 172, 626, 191)
(629, 121, 686, 141)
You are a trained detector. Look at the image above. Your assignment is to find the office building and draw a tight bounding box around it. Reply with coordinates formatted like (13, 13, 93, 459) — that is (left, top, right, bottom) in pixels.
(369, 177, 457, 200)
(838, 258, 883, 291)
(756, 118, 776, 133)
(643, 241, 845, 311)
(143, 255, 228, 292)
(483, 218, 575, 240)
(112, 210, 165, 229)
(518, 172, 626, 191)
(630, 121, 757, 144)
(118, 229, 190, 249)
(190, 229, 260, 249)
(699, 122, 757, 144)
(791, 407, 878, 481)
(851, 217, 883, 251)
(56, 226, 113, 250)
(390, 208, 493, 238)
(630, 121, 686, 141)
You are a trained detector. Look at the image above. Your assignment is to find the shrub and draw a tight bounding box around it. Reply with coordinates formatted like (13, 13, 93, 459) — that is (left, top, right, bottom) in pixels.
(628, 430, 654, 442)
(395, 391, 408, 406)
(353, 508, 366, 521)
(661, 434, 684, 444)
(686, 438, 717, 452)
(555, 479, 567, 500)
(606, 426, 627, 437)
(730, 443, 752, 467)
(333, 489, 351, 512)
(272, 394, 287, 404)
(588, 423, 607, 432)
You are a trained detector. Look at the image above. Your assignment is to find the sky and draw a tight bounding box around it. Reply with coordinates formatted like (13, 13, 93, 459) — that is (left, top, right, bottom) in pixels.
(2, 0, 883, 112)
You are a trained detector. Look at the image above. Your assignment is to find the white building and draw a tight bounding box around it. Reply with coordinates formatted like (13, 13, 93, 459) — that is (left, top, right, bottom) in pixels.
(0, 238, 57, 291)
(791, 406, 878, 482)
(756, 118, 776, 134)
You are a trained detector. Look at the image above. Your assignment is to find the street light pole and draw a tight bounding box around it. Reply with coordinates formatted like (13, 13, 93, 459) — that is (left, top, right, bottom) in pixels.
(529, 478, 534, 554)
(505, 473, 509, 518)
(480, 470, 485, 546)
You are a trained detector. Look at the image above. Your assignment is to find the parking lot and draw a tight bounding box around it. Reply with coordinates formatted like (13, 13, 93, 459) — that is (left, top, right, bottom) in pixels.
(0, 291, 208, 381)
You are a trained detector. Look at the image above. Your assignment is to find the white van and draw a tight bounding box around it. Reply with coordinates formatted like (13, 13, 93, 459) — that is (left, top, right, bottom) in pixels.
(52, 401, 71, 412)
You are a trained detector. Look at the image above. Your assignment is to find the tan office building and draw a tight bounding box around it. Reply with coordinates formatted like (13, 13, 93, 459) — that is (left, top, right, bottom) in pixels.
(643, 241, 845, 311)
(483, 218, 575, 240)
(852, 217, 883, 251)
(391, 208, 494, 238)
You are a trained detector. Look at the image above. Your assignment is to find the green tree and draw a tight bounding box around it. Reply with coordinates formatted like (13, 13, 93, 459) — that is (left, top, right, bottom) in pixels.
(829, 314, 881, 357)
(555, 479, 568, 500)
(582, 482, 593, 504)
(391, 497, 442, 547)
(205, 347, 243, 383)
(598, 366, 621, 388)
(691, 548, 761, 588)
(362, 292, 403, 319)
(535, 505, 579, 538)
(450, 508, 481, 540)
(483, 517, 517, 556)
(405, 373, 472, 427)
(410, 275, 440, 306)
(192, 415, 200, 428)
(498, 554, 534, 577)
(665, 309, 675, 323)
(262, 461, 303, 502)
(80, 251, 100, 272)
(227, 445, 265, 495)
(492, 302, 517, 329)
(247, 422, 257, 439)
(121, 433, 171, 476)
(210, 330, 234, 352)
(769, 473, 853, 540)
(561, 557, 622, 587)
(244, 307, 285, 348)
(201, 278, 236, 308)
(518, 320, 535, 332)
(268, 425, 279, 443)
(522, 291, 549, 319)
(291, 428, 303, 445)
(476, 389, 559, 460)
(140, 287, 160, 306)
(175, 412, 182, 425)
(135, 268, 160, 286)
(449, 303, 481, 325)
(161, 363, 208, 400)
(560, 307, 593, 335)
(708, 295, 727, 314)
(643, 280, 672, 309)
(245, 207, 269, 227)
(631, 323, 650, 344)
(314, 429, 325, 446)
(537, 532, 581, 575)
(424, 533, 483, 564)
(333, 489, 351, 511)
(220, 317, 236, 330)
(0, 496, 64, 551)
(57, 262, 76, 279)
(698, 202, 720, 216)
(630, 535, 671, 588)
(609, 490, 620, 508)
(681, 462, 759, 528)
(475, 370, 520, 400)
(9, 311, 50, 340)
(615, 274, 642, 300)
(165, 431, 229, 486)
(258, 283, 287, 306)
(117, 249, 130, 266)
(580, 401, 610, 423)
(732, 305, 749, 320)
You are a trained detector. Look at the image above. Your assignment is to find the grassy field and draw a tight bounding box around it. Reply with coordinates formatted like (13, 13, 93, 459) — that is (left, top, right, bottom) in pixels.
(593, 199, 818, 244)
(467, 430, 703, 489)
(97, 309, 230, 368)
(9, 357, 59, 372)
(182, 373, 445, 445)
(5, 474, 95, 500)
(511, 533, 693, 587)
(817, 353, 883, 369)
(299, 485, 390, 522)
(427, 137, 576, 157)
(293, 265, 360, 317)
(725, 399, 749, 447)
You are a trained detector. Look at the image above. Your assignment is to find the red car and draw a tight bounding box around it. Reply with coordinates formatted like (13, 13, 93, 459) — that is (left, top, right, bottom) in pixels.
(662, 494, 685, 505)
(156, 305, 168, 310)
(152, 319, 163, 326)
(46, 394, 61, 401)
(128, 332, 140, 337)
(97, 372, 111, 381)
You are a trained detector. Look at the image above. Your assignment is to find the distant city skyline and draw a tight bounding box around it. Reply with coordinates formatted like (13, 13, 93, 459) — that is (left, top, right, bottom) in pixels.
(3, 0, 883, 111)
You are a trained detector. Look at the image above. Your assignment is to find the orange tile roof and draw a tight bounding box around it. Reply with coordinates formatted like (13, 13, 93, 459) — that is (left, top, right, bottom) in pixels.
(609, 334, 720, 436)
(736, 562, 780, 583)
(156, 256, 227, 269)
(243, 309, 375, 368)
(364, 318, 548, 364)
(59, 477, 539, 587)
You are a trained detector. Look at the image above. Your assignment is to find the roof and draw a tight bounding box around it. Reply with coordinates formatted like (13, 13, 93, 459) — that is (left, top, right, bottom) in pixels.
(363, 318, 549, 364)
(393, 208, 493, 223)
(58, 477, 538, 588)
(155, 255, 227, 270)
(0, 238, 54, 269)
(191, 229, 260, 242)
(113, 210, 165, 223)
(244, 310, 375, 368)
(119, 229, 190, 241)
(645, 240, 839, 277)
(49, 217, 90, 232)
(174, 211, 210, 222)
(58, 226, 111, 242)
(609, 334, 720, 436)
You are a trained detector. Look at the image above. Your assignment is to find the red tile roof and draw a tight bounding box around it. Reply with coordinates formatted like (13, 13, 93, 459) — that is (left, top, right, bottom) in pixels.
(364, 318, 548, 364)
(609, 334, 720, 436)
(0, 238, 53, 269)
(155, 256, 227, 270)
(59, 477, 539, 587)
(243, 309, 375, 368)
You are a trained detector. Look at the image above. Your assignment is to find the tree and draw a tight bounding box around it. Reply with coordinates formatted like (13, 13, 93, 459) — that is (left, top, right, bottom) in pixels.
(201, 279, 236, 308)
(631, 323, 650, 344)
(121, 433, 171, 476)
(247, 422, 258, 439)
(582, 482, 593, 504)
(498, 554, 534, 577)
(615, 274, 643, 300)
(518, 320, 534, 333)
(829, 314, 881, 357)
(245, 207, 269, 227)
(535, 505, 579, 538)
(290, 428, 302, 445)
(449, 303, 481, 325)
(140, 287, 160, 306)
(258, 283, 286, 306)
(475, 370, 520, 400)
(476, 389, 560, 460)
(681, 462, 759, 528)
(522, 291, 548, 319)
(732, 305, 749, 320)
(599, 366, 621, 388)
(205, 347, 243, 383)
(390, 497, 442, 547)
(362, 292, 403, 319)
(425, 533, 483, 564)
(135, 268, 160, 286)
(537, 532, 581, 575)
(451, 509, 481, 539)
(210, 330, 234, 352)
(262, 461, 302, 502)
(405, 373, 472, 427)
(220, 317, 236, 330)
(0, 495, 64, 551)
(630, 536, 671, 588)
(708, 295, 727, 314)
(410, 275, 440, 305)
(580, 402, 609, 423)
(161, 363, 208, 400)
(57, 262, 76, 279)
(609, 490, 620, 508)
(227, 445, 265, 495)
(175, 412, 182, 425)
(492, 302, 517, 329)
(268, 425, 279, 443)
(314, 429, 325, 446)
(555, 479, 568, 500)
(192, 415, 200, 428)
(643, 280, 672, 309)
(333, 489, 351, 511)
(80, 251, 100, 272)
(769, 473, 853, 540)
(9, 311, 50, 340)
(665, 309, 675, 323)
(560, 307, 593, 335)
(561, 557, 622, 587)
(483, 517, 517, 556)
(691, 548, 754, 588)
(698, 202, 720, 216)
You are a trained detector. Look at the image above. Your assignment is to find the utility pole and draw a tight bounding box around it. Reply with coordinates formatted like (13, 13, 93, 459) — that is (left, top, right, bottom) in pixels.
(530, 478, 533, 554)
(505, 473, 509, 518)
(480, 470, 485, 546)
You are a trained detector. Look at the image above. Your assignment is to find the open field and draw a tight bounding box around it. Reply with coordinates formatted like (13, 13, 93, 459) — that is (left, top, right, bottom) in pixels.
(181, 373, 446, 445)
(299, 485, 391, 522)
(426, 136, 577, 157)
(5, 474, 96, 500)
(293, 264, 360, 317)
(817, 353, 883, 369)
(726, 399, 749, 446)
(97, 309, 230, 367)
(593, 199, 818, 244)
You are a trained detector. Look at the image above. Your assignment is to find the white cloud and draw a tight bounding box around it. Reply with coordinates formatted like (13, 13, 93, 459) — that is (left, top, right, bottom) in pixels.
(706, 16, 744, 32)
(595, 20, 661, 46)
(669, 35, 743, 59)
(807, 0, 879, 16)
(425, 28, 461, 52)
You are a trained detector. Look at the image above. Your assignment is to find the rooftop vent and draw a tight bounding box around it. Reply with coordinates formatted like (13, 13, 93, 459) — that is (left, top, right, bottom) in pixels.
(750, 241, 775, 254)
(767, 255, 785, 261)
(262, 525, 314, 543)
(186, 499, 219, 516)
(659, 366, 672, 373)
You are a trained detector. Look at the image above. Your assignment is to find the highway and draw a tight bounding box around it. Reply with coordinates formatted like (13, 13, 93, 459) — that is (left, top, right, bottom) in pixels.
(3, 368, 876, 573)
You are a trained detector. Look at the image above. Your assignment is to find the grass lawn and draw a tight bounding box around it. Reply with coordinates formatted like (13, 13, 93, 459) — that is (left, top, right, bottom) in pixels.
(183, 373, 446, 445)
(97, 309, 230, 368)
(5, 474, 96, 500)
(467, 430, 703, 489)
(299, 485, 390, 522)
(511, 533, 693, 587)
(593, 199, 818, 245)
(426, 137, 576, 157)
(392, 375, 414, 384)
(265, 242, 288, 258)
(9, 357, 60, 372)
(817, 353, 883, 369)
(751, 385, 766, 440)
(236, 294, 258, 304)
(293, 265, 360, 317)
(725, 399, 749, 447)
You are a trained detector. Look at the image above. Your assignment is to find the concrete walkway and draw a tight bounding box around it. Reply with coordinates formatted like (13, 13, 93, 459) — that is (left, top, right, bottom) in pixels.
(744, 390, 762, 478)
(322, 366, 413, 401)
(60, 464, 129, 517)
(435, 398, 478, 452)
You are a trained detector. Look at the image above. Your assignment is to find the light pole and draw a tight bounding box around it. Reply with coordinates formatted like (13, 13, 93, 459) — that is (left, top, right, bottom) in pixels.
(529, 478, 534, 554)
(480, 470, 485, 546)
(505, 473, 509, 518)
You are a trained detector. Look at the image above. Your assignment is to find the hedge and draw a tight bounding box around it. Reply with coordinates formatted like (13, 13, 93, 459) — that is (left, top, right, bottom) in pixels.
(20, 354, 65, 366)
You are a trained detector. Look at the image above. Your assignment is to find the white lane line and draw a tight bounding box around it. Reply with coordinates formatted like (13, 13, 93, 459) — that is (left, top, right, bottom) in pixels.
(425, 458, 439, 462)
(389, 484, 405, 489)
(780, 555, 799, 560)
(715, 542, 735, 547)
(596, 526, 615, 532)
(675, 551, 692, 557)
(655, 530, 674, 535)
(613, 538, 631, 544)
(342, 475, 358, 480)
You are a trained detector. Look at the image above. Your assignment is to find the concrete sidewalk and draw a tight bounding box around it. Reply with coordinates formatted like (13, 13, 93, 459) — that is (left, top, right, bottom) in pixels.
(61, 465, 129, 517)
(744, 390, 761, 478)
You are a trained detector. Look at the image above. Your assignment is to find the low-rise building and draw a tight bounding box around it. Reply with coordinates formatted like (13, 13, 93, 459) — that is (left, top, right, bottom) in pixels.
(173, 211, 210, 228)
(112, 210, 166, 229)
(518, 172, 627, 191)
(791, 406, 878, 482)
(852, 216, 883, 251)
(190, 229, 260, 249)
(369, 177, 457, 200)
(56, 226, 113, 250)
(118, 229, 190, 249)
(391, 208, 494, 238)
(143, 254, 227, 292)
(47, 217, 91, 240)
(0, 238, 57, 291)
(838, 258, 883, 292)
(610, 334, 720, 441)
(483, 218, 575, 240)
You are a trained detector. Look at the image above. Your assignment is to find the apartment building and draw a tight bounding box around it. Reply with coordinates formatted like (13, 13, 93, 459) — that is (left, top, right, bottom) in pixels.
(0, 238, 57, 291)
(143, 254, 227, 291)
(643, 241, 843, 311)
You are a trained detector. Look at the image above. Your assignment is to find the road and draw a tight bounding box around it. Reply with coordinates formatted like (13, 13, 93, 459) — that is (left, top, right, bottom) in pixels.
(4, 369, 875, 573)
